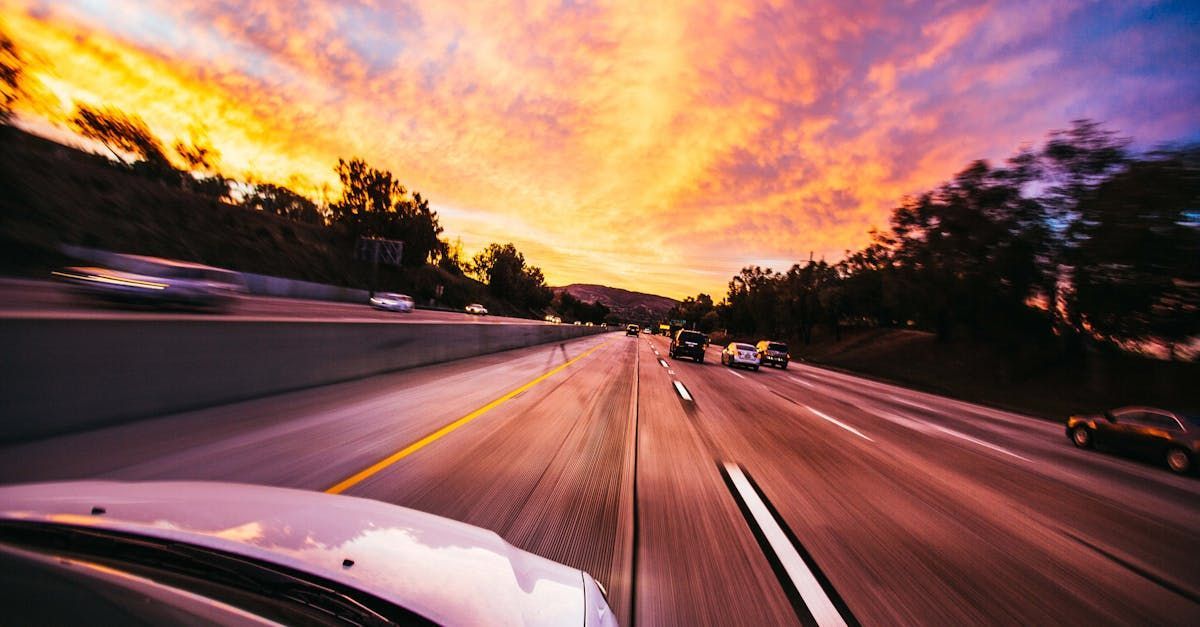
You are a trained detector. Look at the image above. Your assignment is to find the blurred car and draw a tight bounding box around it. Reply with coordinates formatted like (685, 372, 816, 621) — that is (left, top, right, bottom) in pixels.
(642, 327, 651, 334)
(53, 258, 244, 311)
(465, 303, 488, 315)
(0, 481, 617, 626)
(721, 342, 761, 370)
(626, 324, 640, 336)
(369, 292, 414, 312)
(756, 340, 790, 369)
(669, 329, 707, 362)
(543, 314, 562, 324)
(574, 321, 582, 326)
(1067, 407, 1198, 474)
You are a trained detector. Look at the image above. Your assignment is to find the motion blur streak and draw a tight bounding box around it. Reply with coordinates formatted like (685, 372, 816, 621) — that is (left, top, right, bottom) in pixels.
(1, 333, 1198, 622)
(325, 340, 610, 494)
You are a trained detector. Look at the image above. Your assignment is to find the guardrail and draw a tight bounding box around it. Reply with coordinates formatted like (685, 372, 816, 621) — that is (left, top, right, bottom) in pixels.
(0, 318, 609, 442)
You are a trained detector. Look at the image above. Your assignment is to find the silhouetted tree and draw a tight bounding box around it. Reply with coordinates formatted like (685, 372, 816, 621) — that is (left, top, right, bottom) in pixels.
(469, 242, 552, 312)
(1067, 148, 1200, 358)
(0, 32, 23, 123)
(70, 104, 170, 169)
(329, 157, 445, 266)
(244, 182, 322, 224)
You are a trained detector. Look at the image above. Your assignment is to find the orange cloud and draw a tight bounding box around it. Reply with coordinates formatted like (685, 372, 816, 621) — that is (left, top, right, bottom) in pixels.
(3, 0, 1197, 299)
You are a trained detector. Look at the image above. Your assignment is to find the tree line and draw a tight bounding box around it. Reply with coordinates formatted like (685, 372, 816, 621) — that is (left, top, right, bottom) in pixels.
(0, 31, 582, 316)
(670, 121, 1199, 362)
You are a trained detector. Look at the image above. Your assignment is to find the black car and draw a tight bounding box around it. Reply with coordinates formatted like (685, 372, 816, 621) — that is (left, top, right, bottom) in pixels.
(1067, 406, 1198, 474)
(669, 329, 707, 362)
(626, 324, 640, 336)
(756, 340, 789, 369)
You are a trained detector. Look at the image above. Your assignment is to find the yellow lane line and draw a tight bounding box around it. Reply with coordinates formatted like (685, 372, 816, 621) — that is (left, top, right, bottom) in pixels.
(325, 338, 612, 494)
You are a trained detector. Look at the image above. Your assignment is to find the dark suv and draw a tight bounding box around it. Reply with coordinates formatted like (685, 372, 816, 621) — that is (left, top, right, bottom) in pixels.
(670, 330, 707, 362)
(626, 324, 640, 336)
(756, 340, 789, 369)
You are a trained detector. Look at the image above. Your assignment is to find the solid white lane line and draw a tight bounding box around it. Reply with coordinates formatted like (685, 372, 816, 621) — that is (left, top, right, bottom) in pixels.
(729, 369, 746, 379)
(888, 394, 934, 412)
(790, 376, 815, 388)
(928, 424, 1031, 461)
(803, 405, 873, 442)
(673, 380, 693, 401)
(723, 463, 848, 627)
(658, 359, 668, 368)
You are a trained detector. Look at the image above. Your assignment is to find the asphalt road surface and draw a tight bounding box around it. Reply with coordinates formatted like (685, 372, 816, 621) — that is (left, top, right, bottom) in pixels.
(1, 332, 1197, 625)
(0, 278, 545, 324)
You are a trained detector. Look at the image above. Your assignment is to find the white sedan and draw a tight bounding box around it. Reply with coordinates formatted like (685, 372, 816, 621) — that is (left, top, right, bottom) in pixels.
(465, 303, 489, 315)
(0, 481, 618, 626)
(721, 342, 761, 370)
(369, 292, 414, 312)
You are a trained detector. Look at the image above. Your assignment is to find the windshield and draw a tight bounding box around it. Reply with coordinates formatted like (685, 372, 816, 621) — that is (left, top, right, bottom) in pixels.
(767, 343, 787, 352)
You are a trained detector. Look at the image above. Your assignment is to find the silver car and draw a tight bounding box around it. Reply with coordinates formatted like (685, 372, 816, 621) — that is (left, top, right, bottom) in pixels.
(54, 258, 244, 310)
(0, 481, 618, 626)
(721, 342, 761, 370)
(465, 303, 489, 315)
(370, 292, 415, 312)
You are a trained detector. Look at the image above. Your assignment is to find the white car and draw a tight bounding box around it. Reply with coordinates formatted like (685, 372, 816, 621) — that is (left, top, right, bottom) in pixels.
(0, 481, 617, 626)
(721, 342, 761, 370)
(465, 303, 488, 315)
(369, 292, 414, 312)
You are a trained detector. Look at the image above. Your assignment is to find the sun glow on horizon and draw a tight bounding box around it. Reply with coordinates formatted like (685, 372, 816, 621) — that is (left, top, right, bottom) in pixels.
(4, 0, 1197, 299)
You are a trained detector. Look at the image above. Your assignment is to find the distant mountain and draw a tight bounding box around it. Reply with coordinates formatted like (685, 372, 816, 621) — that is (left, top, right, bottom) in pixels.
(552, 283, 677, 323)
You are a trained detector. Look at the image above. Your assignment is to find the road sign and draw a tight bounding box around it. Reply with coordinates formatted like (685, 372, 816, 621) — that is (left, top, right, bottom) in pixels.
(356, 237, 404, 266)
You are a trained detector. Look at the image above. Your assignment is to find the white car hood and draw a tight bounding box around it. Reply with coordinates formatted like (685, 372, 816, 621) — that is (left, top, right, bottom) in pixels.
(0, 481, 599, 626)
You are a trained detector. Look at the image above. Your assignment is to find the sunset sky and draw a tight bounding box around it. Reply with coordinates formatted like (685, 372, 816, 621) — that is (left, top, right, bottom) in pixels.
(3, 0, 1198, 299)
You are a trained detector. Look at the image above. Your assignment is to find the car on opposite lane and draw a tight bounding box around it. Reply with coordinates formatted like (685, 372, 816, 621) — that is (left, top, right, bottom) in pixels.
(626, 324, 640, 336)
(1066, 406, 1198, 474)
(465, 303, 489, 315)
(369, 292, 414, 312)
(721, 342, 761, 370)
(756, 340, 790, 369)
(669, 329, 707, 362)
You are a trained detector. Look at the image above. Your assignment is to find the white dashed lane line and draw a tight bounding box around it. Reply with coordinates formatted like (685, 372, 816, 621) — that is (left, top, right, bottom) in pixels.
(803, 405, 873, 442)
(673, 380, 694, 401)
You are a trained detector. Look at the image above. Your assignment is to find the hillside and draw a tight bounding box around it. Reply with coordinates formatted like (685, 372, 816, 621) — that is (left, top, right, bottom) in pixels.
(0, 127, 532, 316)
(552, 283, 677, 323)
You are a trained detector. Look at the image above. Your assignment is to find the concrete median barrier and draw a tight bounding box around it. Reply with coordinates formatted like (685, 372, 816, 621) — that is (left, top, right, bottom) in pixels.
(0, 319, 609, 442)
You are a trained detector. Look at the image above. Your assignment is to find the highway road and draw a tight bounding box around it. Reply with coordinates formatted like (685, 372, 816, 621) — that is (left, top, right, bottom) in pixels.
(0, 278, 546, 324)
(1, 332, 1198, 625)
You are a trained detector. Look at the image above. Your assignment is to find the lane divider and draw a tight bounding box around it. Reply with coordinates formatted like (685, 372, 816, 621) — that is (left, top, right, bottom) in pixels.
(803, 405, 873, 442)
(673, 380, 693, 402)
(789, 375, 815, 389)
(728, 369, 746, 380)
(719, 462, 854, 627)
(325, 339, 611, 494)
(658, 359, 668, 368)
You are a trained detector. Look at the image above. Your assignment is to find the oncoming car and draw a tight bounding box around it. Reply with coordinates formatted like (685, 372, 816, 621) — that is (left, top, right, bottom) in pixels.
(721, 342, 761, 370)
(0, 481, 618, 626)
(54, 256, 245, 311)
(369, 292, 414, 312)
(465, 303, 489, 315)
(1066, 407, 1198, 474)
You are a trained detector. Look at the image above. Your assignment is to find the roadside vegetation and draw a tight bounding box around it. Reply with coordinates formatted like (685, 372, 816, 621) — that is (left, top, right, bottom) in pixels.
(669, 122, 1198, 416)
(0, 32, 610, 321)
